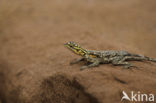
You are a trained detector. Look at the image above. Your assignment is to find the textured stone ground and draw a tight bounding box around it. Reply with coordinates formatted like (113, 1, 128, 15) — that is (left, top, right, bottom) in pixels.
(0, 0, 156, 103)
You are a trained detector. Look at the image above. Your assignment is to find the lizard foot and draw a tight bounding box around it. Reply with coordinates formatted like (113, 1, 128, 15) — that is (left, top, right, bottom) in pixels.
(80, 66, 89, 70)
(123, 65, 138, 69)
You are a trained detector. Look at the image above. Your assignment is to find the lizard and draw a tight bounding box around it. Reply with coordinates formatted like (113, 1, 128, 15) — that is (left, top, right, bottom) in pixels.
(64, 41, 156, 70)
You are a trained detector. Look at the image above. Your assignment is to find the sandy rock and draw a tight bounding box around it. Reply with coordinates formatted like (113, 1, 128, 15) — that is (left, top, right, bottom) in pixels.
(0, 0, 156, 103)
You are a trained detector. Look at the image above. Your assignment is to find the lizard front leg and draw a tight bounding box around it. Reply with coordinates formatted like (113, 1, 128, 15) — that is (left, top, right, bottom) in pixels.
(80, 60, 100, 70)
(70, 58, 85, 65)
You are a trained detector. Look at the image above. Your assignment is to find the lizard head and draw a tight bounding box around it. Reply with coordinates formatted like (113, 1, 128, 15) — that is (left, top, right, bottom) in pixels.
(64, 41, 87, 56)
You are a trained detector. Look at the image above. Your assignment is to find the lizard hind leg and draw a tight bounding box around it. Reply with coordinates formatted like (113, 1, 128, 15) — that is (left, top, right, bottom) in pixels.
(112, 59, 137, 69)
(124, 56, 146, 61)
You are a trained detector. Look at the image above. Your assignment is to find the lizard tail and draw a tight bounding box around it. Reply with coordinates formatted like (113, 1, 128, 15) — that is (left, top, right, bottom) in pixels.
(130, 53, 156, 62)
(146, 57, 156, 62)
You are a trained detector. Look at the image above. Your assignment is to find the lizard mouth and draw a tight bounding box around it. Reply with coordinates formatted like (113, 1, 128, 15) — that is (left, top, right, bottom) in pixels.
(64, 44, 75, 52)
(64, 42, 69, 46)
(64, 43, 68, 45)
(64, 44, 72, 49)
(64, 42, 86, 56)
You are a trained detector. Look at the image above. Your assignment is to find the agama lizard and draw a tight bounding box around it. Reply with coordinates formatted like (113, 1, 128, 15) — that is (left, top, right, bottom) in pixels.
(64, 41, 156, 70)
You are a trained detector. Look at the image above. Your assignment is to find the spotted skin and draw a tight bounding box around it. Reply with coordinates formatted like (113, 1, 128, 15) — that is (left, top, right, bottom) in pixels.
(64, 41, 156, 70)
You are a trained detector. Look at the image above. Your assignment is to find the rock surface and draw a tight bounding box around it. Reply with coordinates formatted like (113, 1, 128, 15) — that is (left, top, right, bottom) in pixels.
(0, 0, 156, 103)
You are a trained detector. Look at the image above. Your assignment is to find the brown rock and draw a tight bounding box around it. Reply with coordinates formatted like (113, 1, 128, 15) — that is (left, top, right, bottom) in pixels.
(0, 0, 156, 103)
